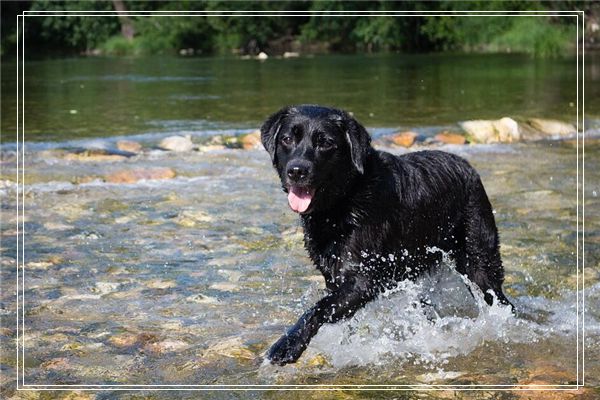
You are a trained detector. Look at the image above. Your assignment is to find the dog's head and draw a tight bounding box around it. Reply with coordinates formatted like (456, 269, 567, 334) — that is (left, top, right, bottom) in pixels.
(261, 105, 372, 214)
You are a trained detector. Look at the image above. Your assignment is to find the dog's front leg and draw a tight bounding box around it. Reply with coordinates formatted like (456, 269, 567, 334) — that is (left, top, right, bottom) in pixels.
(267, 275, 375, 365)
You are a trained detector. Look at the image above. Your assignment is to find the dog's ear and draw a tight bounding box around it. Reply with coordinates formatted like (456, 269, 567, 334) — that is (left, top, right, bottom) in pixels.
(261, 106, 294, 165)
(343, 114, 372, 175)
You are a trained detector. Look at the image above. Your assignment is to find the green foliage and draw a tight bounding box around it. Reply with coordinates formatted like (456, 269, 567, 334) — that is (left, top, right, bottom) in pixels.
(28, 1, 120, 51)
(2, 0, 582, 57)
(492, 17, 575, 57)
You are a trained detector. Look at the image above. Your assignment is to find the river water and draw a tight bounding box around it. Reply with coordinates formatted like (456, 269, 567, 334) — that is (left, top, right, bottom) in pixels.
(0, 53, 599, 398)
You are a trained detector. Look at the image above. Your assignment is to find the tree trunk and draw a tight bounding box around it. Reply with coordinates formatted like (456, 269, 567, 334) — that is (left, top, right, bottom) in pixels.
(112, 0, 135, 41)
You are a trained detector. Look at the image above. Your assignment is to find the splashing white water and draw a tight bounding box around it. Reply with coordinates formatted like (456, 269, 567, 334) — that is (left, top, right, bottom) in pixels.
(306, 255, 598, 368)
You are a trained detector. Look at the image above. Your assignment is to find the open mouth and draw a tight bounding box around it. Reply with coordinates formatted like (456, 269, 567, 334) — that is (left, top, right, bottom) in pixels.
(287, 186, 315, 213)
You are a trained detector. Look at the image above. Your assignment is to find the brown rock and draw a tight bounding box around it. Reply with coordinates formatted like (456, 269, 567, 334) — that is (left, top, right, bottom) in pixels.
(143, 340, 189, 354)
(240, 130, 262, 150)
(104, 167, 176, 184)
(108, 332, 158, 348)
(116, 140, 142, 153)
(434, 132, 466, 145)
(391, 131, 418, 147)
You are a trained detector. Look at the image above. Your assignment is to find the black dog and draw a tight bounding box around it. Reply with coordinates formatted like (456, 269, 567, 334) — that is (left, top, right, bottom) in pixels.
(261, 105, 513, 366)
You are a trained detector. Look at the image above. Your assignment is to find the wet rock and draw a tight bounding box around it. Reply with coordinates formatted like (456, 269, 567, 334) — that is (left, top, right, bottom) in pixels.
(159, 135, 194, 152)
(116, 140, 142, 153)
(104, 167, 176, 183)
(434, 132, 467, 145)
(202, 337, 255, 360)
(108, 332, 158, 348)
(460, 117, 520, 143)
(390, 131, 418, 147)
(63, 148, 133, 162)
(143, 339, 189, 354)
(526, 118, 576, 137)
(257, 52, 268, 60)
(283, 51, 300, 58)
(240, 130, 262, 150)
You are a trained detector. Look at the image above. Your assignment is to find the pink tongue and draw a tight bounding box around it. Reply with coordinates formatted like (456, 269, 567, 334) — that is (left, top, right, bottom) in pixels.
(288, 187, 313, 213)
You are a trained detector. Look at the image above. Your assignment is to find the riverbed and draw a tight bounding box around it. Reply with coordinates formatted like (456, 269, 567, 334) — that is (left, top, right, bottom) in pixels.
(1, 53, 599, 398)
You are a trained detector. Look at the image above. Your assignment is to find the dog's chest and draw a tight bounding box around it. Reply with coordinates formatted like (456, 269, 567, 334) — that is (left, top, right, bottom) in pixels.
(302, 218, 353, 290)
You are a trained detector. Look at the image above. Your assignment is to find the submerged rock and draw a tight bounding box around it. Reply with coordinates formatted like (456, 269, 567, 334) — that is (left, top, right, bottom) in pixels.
(177, 209, 213, 227)
(143, 339, 189, 354)
(116, 140, 143, 153)
(108, 332, 158, 348)
(434, 132, 467, 145)
(202, 337, 255, 360)
(159, 135, 194, 152)
(145, 279, 177, 289)
(104, 167, 176, 183)
(460, 117, 520, 143)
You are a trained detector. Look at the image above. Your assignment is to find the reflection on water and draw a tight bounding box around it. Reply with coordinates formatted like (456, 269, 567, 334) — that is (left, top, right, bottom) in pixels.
(2, 52, 599, 142)
(0, 137, 598, 395)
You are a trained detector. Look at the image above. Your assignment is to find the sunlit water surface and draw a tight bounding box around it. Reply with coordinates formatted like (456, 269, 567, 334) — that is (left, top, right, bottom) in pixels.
(0, 140, 598, 397)
(0, 53, 599, 398)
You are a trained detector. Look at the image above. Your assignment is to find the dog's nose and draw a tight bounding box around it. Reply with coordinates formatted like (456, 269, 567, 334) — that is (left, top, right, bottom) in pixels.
(287, 166, 307, 181)
(286, 161, 311, 182)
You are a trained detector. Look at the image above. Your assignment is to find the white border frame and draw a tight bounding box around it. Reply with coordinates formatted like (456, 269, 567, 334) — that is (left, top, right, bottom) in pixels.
(12, 9, 586, 392)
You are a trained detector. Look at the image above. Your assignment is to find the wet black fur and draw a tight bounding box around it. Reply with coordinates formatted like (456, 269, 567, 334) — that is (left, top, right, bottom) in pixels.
(261, 105, 513, 366)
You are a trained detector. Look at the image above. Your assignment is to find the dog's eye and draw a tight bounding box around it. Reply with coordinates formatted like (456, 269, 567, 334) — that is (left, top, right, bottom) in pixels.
(281, 136, 294, 146)
(317, 138, 335, 150)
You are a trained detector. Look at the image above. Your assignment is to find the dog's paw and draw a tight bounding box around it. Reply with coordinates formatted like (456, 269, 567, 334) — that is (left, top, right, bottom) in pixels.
(267, 333, 307, 366)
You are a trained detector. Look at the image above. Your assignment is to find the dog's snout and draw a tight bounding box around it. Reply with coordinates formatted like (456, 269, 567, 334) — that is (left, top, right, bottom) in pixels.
(286, 161, 312, 182)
